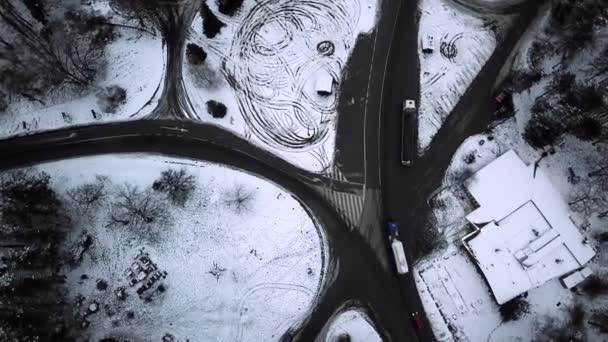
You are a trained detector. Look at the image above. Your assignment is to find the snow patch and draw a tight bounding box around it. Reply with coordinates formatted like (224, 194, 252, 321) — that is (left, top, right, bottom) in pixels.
(34, 154, 327, 341)
(0, 30, 165, 139)
(418, 0, 507, 154)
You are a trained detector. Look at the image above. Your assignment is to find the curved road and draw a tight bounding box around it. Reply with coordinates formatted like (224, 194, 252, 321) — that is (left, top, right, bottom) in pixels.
(0, 121, 419, 341)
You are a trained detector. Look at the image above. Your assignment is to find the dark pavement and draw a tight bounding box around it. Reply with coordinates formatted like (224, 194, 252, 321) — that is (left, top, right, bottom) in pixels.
(376, 0, 437, 340)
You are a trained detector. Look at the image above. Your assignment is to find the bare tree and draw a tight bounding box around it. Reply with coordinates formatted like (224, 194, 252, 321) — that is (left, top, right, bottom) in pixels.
(152, 168, 196, 207)
(569, 178, 607, 217)
(106, 183, 169, 231)
(222, 184, 255, 214)
(588, 45, 608, 81)
(589, 308, 608, 334)
(66, 175, 108, 213)
(548, 0, 608, 62)
(0, 0, 115, 100)
(109, 0, 186, 38)
(528, 39, 555, 72)
(589, 157, 608, 217)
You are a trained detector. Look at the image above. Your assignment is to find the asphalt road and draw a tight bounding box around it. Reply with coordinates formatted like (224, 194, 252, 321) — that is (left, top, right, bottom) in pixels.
(379, 0, 543, 341)
(0, 120, 418, 341)
(375, 0, 437, 340)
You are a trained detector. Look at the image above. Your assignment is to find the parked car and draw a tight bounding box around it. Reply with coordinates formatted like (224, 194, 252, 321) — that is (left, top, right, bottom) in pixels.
(140, 255, 151, 266)
(401, 100, 417, 166)
(493, 91, 508, 104)
(136, 285, 147, 295)
(493, 90, 514, 118)
(386, 221, 409, 274)
(150, 271, 162, 281)
(146, 264, 157, 273)
(124, 268, 133, 278)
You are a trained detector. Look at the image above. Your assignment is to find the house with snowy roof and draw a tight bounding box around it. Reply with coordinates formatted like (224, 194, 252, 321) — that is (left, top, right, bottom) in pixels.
(461, 150, 596, 304)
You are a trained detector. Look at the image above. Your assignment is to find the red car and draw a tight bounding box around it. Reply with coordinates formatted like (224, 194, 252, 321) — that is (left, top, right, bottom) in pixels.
(494, 91, 509, 104)
(410, 311, 424, 331)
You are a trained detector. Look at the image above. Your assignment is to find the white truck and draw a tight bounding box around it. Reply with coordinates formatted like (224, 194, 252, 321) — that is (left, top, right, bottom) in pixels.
(387, 221, 409, 274)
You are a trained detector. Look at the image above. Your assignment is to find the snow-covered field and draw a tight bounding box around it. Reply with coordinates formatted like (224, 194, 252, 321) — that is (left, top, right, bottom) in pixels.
(0, 29, 165, 139)
(183, 0, 378, 173)
(417, 0, 510, 154)
(19, 154, 326, 341)
(324, 308, 381, 342)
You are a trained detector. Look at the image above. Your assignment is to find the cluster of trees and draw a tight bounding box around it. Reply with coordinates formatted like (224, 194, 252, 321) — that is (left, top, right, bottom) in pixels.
(0, 170, 77, 339)
(523, 73, 606, 148)
(502, 1, 608, 150)
(0, 0, 118, 107)
(534, 303, 587, 342)
(102, 168, 197, 241)
(152, 168, 196, 207)
(499, 294, 530, 322)
(546, 0, 608, 62)
(567, 153, 608, 218)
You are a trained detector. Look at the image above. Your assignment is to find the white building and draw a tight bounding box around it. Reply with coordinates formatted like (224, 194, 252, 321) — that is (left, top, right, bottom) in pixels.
(461, 150, 596, 304)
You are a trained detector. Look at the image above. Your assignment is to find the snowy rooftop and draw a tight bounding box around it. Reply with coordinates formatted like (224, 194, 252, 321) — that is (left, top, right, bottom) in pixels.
(462, 150, 595, 304)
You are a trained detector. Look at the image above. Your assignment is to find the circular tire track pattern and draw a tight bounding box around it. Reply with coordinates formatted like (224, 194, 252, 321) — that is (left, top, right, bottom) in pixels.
(439, 32, 462, 62)
(222, 0, 363, 152)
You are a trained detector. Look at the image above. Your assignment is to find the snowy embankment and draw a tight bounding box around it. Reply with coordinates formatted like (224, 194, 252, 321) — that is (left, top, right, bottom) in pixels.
(0, 1, 165, 139)
(182, 0, 378, 173)
(417, 0, 509, 154)
(324, 308, 382, 342)
(15, 154, 326, 341)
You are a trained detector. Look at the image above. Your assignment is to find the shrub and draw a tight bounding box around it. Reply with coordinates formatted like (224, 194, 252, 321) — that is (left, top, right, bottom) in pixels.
(595, 232, 608, 243)
(569, 303, 585, 328)
(217, 0, 244, 16)
(412, 221, 447, 262)
(67, 175, 107, 213)
(571, 117, 602, 141)
(96, 279, 108, 291)
(186, 43, 207, 65)
(579, 275, 608, 297)
(528, 40, 555, 71)
(507, 69, 543, 93)
(463, 152, 476, 164)
(523, 113, 565, 148)
(107, 184, 169, 233)
(23, 0, 48, 24)
(531, 97, 551, 116)
(96, 85, 127, 113)
(206, 100, 227, 118)
(500, 295, 530, 322)
(534, 315, 584, 342)
(589, 309, 608, 334)
(562, 84, 605, 112)
(222, 184, 255, 214)
(200, 3, 225, 38)
(152, 168, 196, 207)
